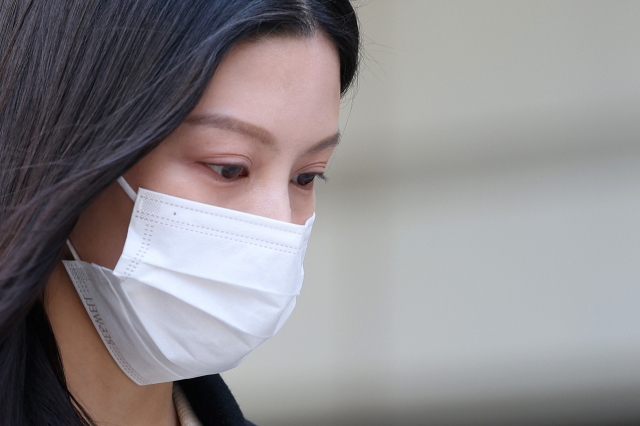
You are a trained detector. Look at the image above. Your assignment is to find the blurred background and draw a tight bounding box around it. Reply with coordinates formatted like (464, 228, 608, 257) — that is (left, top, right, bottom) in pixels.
(224, 1, 640, 425)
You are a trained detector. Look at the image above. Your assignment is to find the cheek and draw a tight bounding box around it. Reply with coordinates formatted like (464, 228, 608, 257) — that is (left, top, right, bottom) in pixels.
(290, 187, 316, 225)
(123, 133, 216, 205)
(69, 182, 133, 269)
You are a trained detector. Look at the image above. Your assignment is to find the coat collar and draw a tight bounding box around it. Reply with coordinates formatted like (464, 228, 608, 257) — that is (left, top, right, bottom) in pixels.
(177, 374, 255, 426)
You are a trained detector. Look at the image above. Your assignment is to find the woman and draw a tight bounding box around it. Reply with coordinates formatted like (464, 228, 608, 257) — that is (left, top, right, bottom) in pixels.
(0, 1, 360, 425)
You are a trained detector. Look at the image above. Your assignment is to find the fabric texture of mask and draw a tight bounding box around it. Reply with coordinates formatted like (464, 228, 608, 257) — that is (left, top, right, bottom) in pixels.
(63, 179, 314, 385)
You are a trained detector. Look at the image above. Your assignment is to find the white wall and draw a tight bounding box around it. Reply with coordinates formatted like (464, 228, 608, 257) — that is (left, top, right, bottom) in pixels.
(223, 2, 640, 424)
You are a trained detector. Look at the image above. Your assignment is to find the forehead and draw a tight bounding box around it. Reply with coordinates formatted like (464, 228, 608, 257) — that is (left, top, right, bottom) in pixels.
(190, 33, 341, 149)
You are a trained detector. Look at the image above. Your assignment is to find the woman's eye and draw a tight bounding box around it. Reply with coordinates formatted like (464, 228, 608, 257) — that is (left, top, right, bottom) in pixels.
(292, 173, 326, 187)
(207, 164, 248, 180)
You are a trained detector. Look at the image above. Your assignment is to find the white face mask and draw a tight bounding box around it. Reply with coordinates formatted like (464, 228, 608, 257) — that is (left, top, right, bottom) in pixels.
(63, 177, 314, 385)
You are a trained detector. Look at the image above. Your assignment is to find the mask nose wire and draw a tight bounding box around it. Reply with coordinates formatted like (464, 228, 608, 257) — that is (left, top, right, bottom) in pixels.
(67, 177, 137, 262)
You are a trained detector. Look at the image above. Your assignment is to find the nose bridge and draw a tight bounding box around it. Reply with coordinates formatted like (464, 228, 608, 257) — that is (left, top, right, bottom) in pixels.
(254, 178, 292, 223)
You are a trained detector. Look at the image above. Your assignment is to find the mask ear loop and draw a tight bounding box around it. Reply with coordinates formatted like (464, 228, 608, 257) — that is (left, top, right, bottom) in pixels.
(117, 177, 137, 202)
(66, 177, 137, 262)
(66, 240, 81, 262)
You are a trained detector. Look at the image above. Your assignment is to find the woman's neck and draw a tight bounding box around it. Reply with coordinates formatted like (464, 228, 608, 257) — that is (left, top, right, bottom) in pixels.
(45, 259, 179, 426)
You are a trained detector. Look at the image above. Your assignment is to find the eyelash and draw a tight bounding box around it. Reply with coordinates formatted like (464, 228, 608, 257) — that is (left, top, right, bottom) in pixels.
(206, 163, 327, 187)
(294, 172, 328, 187)
(207, 164, 248, 180)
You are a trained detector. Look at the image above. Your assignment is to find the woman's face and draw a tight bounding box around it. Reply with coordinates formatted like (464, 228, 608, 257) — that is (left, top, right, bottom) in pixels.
(70, 33, 341, 269)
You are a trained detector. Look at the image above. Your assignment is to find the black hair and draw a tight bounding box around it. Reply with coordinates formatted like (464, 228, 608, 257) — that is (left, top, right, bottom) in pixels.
(0, 1, 359, 424)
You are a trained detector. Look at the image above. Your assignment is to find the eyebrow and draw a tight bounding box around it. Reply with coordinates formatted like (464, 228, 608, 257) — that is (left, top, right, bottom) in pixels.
(185, 113, 340, 154)
(306, 132, 341, 155)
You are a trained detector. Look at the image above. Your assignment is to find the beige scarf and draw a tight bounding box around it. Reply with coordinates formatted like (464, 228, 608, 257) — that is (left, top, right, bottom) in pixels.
(173, 384, 203, 426)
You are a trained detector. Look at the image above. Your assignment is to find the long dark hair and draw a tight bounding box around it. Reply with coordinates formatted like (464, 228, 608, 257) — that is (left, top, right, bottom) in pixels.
(0, 1, 359, 424)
